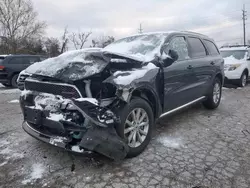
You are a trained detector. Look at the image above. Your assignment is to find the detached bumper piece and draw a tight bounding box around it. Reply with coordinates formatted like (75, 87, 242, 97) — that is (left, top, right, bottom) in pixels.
(21, 98, 129, 160)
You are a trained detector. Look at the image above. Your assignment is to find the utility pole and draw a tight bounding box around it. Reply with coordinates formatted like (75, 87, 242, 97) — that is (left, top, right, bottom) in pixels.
(242, 4, 247, 46)
(138, 23, 143, 34)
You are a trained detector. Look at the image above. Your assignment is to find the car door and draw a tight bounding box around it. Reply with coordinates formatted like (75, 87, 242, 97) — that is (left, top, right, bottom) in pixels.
(186, 37, 214, 99)
(163, 36, 197, 112)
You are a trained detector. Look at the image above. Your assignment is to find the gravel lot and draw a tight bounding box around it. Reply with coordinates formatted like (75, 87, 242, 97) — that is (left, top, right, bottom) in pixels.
(0, 84, 250, 188)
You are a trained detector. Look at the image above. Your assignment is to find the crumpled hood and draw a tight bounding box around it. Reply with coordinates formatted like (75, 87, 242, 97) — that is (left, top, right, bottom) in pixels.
(24, 48, 145, 82)
(24, 48, 109, 82)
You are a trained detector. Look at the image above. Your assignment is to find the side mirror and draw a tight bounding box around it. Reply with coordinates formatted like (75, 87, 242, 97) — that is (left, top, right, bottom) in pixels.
(162, 50, 179, 67)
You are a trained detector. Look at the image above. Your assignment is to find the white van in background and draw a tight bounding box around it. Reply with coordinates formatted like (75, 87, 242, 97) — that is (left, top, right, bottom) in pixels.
(220, 45, 250, 87)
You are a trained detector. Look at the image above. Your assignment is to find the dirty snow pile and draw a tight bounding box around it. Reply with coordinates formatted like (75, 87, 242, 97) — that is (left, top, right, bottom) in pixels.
(22, 163, 46, 184)
(8, 99, 19, 103)
(114, 63, 158, 85)
(0, 88, 20, 94)
(103, 33, 169, 62)
(157, 136, 183, 149)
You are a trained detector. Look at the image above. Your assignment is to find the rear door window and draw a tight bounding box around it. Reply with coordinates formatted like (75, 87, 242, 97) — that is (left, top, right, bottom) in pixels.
(187, 37, 207, 58)
(204, 40, 219, 55)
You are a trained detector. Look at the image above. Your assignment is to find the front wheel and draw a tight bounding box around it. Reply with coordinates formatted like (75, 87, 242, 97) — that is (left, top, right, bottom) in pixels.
(238, 72, 248, 87)
(116, 98, 154, 158)
(203, 77, 222, 109)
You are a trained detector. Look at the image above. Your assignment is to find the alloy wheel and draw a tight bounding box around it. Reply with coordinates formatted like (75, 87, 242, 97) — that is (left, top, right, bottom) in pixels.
(242, 74, 247, 87)
(124, 108, 149, 148)
(213, 82, 221, 104)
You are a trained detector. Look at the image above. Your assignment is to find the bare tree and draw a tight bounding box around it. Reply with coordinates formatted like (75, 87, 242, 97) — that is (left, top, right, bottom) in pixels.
(91, 35, 115, 48)
(60, 26, 69, 54)
(44, 37, 60, 57)
(0, 0, 46, 53)
(69, 31, 92, 50)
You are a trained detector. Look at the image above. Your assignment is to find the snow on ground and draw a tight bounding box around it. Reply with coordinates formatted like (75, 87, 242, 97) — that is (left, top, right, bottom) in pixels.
(157, 136, 184, 149)
(8, 99, 19, 103)
(114, 63, 158, 85)
(0, 161, 8, 167)
(0, 88, 20, 94)
(0, 147, 24, 160)
(22, 163, 46, 184)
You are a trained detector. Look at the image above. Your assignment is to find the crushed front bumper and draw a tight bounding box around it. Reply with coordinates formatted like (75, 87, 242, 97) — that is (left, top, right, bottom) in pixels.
(22, 120, 128, 160)
(20, 94, 129, 160)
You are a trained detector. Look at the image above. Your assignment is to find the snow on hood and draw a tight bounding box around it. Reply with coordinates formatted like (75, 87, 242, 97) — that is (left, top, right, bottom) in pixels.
(102, 33, 169, 62)
(24, 48, 106, 81)
(223, 55, 246, 65)
(113, 63, 158, 85)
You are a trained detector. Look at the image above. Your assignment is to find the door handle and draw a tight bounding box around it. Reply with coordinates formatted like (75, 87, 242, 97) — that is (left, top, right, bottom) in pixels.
(187, 65, 193, 69)
(210, 61, 215, 65)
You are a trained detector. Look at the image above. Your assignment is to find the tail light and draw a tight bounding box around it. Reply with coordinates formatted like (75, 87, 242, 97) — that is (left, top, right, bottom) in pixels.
(0, 65, 5, 70)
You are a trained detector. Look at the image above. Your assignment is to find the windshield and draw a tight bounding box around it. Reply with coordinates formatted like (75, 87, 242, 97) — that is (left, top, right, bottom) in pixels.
(103, 33, 168, 62)
(220, 50, 247, 60)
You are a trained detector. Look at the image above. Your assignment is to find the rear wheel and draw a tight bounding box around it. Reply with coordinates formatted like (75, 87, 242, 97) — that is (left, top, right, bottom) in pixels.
(203, 77, 222, 109)
(238, 72, 248, 87)
(116, 98, 154, 158)
(11, 74, 19, 88)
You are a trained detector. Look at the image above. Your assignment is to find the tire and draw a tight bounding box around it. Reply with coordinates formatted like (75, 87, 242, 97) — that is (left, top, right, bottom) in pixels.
(238, 72, 248, 87)
(203, 77, 222, 110)
(116, 98, 154, 158)
(11, 74, 19, 88)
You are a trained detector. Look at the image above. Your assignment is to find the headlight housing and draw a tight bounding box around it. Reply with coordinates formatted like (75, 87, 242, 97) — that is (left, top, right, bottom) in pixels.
(224, 64, 241, 71)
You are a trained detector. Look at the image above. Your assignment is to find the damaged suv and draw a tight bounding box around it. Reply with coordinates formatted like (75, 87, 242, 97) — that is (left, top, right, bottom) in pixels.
(19, 31, 224, 160)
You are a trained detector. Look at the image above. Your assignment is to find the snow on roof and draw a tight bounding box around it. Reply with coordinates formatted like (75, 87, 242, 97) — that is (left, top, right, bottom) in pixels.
(220, 46, 249, 51)
(124, 31, 176, 38)
(103, 33, 168, 62)
(0, 54, 8, 57)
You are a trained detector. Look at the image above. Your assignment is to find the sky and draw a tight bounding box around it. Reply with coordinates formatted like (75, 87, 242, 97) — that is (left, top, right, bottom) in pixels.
(33, 0, 250, 47)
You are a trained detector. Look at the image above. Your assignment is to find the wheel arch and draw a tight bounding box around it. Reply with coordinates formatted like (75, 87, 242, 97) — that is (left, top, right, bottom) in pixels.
(131, 87, 161, 120)
(243, 68, 249, 77)
(215, 72, 223, 85)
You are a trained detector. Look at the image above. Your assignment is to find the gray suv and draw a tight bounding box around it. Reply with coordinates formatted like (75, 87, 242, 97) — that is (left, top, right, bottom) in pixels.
(19, 31, 224, 160)
(0, 54, 45, 87)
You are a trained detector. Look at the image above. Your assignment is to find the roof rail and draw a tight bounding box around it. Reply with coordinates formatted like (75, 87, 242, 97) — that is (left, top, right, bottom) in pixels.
(181, 31, 208, 37)
(220, 44, 250, 48)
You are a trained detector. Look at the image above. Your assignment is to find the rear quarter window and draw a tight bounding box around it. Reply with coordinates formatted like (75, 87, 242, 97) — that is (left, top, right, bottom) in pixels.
(187, 37, 207, 58)
(204, 40, 220, 55)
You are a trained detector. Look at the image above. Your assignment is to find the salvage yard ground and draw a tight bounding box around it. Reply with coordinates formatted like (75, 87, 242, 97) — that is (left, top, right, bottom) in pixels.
(0, 84, 250, 188)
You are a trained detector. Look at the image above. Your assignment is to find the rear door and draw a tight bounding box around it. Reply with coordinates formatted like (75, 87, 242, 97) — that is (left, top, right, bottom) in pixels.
(186, 37, 214, 98)
(163, 36, 197, 112)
